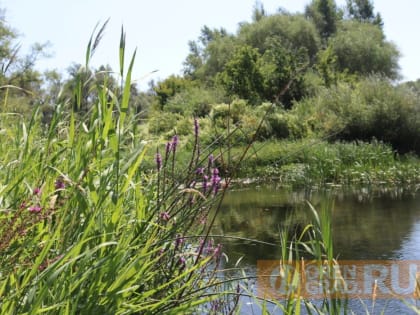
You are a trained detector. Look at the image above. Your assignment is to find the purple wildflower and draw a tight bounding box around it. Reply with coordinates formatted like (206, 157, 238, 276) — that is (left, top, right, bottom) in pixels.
(208, 154, 214, 168)
(194, 117, 199, 137)
(155, 152, 162, 171)
(172, 135, 179, 152)
(212, 168, 219, 176)
(196, 167, 205, 175)
(159, 212, 170, 221)
(211, 168, 221, 194)
(175, 234, 184, 249)
(54, 179, 65, 190)
(33, 187, 41, 196)
(203, 239, 214, 255)
(213, 244, 222, 258)
(165, 142, 172, 159)
(203, 175, 208, 193)
(29, 204, 42, 213)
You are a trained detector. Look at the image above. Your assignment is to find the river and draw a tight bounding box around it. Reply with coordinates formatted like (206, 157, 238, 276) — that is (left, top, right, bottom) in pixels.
(212, 184, 420, 314)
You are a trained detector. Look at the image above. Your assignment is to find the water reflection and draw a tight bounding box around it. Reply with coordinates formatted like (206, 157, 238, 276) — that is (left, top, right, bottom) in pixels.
(214, 184, 420, 263)
(213, 184, 420, 314)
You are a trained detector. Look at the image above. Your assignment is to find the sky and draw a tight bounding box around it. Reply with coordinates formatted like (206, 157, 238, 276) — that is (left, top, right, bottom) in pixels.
(1, 0, 420, 89)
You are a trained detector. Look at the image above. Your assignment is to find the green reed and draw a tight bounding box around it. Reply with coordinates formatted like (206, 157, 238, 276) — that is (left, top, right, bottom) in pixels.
(0, 24, 238, 314)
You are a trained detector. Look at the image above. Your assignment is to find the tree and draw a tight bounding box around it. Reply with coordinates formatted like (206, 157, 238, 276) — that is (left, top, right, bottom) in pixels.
(0, 9, 18, 84)
(260, 38, 308, 107)
(183, 26, 236, 85)
(217, 45, 263, 104)
(252, 1, 266, 22)
(305, 0, 340, 40)
(153, 75, 194, 109)
(238, 14, 321, 63)
(328, 21, 399, 79)
(61, 63, 121, 112)
(41, 69, 63, 105)
(0, 10, 50, 92)
(346, 0, 383, 27)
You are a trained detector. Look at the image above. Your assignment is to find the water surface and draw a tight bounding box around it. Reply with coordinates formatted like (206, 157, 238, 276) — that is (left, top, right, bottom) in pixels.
(213, 184, 420, 314)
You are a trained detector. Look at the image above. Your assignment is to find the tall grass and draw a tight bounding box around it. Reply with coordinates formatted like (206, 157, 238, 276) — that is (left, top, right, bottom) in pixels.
(228, 139, 420, 189)
(0, 25, 239, 314)
(251, 200, 350, 315)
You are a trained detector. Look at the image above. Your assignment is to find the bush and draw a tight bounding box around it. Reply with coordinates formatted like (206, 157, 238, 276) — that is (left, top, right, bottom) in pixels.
(164, 86, 226, 117)
(293, 77, 420, 153)
(148, 111, 183, 134)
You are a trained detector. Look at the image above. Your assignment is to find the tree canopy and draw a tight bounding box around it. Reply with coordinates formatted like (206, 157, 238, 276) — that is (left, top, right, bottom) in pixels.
(180, 0, 400, 109)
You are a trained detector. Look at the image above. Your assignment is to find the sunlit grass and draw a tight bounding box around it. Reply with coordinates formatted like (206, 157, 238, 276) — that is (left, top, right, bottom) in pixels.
(0, 25, 239, 314)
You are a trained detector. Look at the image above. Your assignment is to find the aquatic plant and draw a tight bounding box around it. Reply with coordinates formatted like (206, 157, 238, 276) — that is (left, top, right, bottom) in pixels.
(0, 23, 240, 314)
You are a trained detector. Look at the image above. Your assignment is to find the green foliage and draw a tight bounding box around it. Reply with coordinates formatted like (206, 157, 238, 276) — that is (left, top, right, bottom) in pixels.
(183, 26, 237, 85)
(259, 38, 308, 107)
(305, 0, 340, 40)
(0, 9, 50, 108)
(346, 0, 383, 26)
(238, 13, 321, 61)
(210, 99, 249, 127)
(153, 75, 193, 109)
(1, 7, 420, 314)
(328, 21, 400, 79)
(315, 43, 341, 87)
(148, 110, 183, 134)
(229, 139, 420, 188)
(217, 45, 263, 104)
(294, 77, 420, 153)
(0, 26, 238, 314)
(164, 85, 227, 117)
(401, 79, 420, 97)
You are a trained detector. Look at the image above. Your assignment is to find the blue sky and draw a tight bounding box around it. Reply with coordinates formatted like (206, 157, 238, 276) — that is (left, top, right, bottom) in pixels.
(1, 0, 419, 88)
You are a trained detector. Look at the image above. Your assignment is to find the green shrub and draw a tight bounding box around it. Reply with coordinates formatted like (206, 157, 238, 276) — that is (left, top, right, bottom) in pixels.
(293, 77, 420, 153)
(164, 86, 226, 117)
(148, 111, 183, 134)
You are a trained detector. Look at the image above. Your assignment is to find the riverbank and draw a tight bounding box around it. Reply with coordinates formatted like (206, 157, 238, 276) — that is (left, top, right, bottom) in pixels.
(234, 139, 420, 188)
(142, 138, 420, 190)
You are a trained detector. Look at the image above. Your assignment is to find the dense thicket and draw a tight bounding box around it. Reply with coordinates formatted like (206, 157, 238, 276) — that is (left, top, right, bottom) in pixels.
(1, 1, 420, 154)
(152, 0, 417, 153)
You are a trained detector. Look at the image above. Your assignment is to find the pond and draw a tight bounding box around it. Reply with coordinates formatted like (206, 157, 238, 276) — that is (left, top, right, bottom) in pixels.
(212, 184, 420, 314)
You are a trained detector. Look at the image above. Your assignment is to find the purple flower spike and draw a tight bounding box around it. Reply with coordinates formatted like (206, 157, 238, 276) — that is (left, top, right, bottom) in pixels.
(155, 152, 162, 171)
(211, 168, 221, 194)
(29, 204, 42, 213)
(213, 244, 222, 258)
(175, 234, 184, 249)
(172, 135, 179, 152)
(55, 180, 65, 190)
(212, 168, 219, 176)
(196, 167, 205, 175)
(203, 175, 208, 193)
(208, 154, 214, 168)
(33, 187, 41, 196)
(194, 118, 199, 137)
(159, 212, 170, 221)
(165, 142, 172, 158)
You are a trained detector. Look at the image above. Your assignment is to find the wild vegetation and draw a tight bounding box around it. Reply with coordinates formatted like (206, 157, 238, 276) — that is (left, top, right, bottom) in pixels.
(1, 0, 420, 313)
